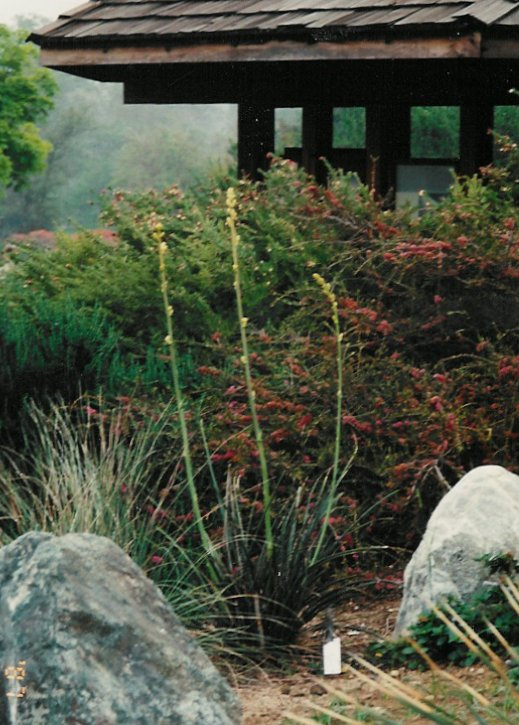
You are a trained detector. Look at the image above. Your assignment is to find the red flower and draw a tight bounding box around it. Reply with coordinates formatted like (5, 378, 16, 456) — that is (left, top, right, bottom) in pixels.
(428, 395, 443, 412)
(376, 320, 393, 335)
(296, 413, 313, 429)
(211, 450, 237, 462)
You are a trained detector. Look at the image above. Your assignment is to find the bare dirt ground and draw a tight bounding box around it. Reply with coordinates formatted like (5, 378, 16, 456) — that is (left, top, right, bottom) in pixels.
(233, 595, 497, 724)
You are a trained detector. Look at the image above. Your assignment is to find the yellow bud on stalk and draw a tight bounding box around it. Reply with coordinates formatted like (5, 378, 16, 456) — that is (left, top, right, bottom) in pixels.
(227, 186, 273, 558)
(154, 218, 211, 552)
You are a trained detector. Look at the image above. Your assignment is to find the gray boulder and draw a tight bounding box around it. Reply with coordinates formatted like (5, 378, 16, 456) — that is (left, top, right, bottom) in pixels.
(394, 465, 519, 637)
(0, 531, 241, 724)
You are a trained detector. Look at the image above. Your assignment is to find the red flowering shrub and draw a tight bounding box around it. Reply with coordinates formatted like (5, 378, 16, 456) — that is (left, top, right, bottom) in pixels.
(5, 150, 519, 567)
(174, 155, 519, 554)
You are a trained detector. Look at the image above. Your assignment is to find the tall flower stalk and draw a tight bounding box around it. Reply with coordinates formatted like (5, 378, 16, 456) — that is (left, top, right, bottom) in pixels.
(311, 272, 344, 564)
(154, 222, 211, 551)
(226, 188, 273, 558)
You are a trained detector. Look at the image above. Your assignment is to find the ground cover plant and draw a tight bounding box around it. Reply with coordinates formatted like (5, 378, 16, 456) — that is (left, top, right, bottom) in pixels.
(287, 576, 519, 724)
(0, 136, 518, 665)
(365, 553, 519, 673)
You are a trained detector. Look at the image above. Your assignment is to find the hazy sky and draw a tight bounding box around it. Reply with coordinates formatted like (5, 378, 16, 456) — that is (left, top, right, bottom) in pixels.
(0, 0, 76, 27)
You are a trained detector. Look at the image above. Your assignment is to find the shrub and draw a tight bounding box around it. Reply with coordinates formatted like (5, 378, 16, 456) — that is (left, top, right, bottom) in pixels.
(2, 150, 519, 556)
(0, 295, 119, 417)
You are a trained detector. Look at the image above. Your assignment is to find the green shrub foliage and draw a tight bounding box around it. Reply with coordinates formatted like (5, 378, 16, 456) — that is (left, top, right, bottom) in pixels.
(368, 580, 519, 670)
(2, 144, 519, 554)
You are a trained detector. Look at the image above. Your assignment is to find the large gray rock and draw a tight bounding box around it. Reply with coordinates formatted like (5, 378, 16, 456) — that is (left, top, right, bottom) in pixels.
(0, 531, 241, 724)
(394, 465, 519, 637)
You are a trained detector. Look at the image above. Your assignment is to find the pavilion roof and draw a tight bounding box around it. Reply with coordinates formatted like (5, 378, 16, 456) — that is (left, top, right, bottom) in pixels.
(30, 0, 519, 48)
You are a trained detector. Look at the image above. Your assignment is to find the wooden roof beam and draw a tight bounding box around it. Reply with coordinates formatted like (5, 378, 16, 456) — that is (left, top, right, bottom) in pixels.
(39, 33, 483, 73)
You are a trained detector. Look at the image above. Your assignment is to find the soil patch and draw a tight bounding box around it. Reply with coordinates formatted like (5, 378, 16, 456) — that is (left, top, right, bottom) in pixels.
(233, 594, 501, 724)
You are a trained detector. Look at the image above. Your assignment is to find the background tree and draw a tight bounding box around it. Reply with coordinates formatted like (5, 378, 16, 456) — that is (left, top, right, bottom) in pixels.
(0, 67, 236, 233)
(0, 25, 56, 192)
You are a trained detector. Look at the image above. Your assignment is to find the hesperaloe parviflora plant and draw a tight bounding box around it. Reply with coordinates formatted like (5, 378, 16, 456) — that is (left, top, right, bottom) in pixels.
(154, 221, 211, 551)
(311, 272, 345, 564)
(226, 187, 273, 558)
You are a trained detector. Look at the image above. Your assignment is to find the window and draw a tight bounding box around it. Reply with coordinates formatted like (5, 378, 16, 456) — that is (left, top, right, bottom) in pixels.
(411, 106, 459, 159)
(333, 107, 365, 148)
(275, 107, 302, 154)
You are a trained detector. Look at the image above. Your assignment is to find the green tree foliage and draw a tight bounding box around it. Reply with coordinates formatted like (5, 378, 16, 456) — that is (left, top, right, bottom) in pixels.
(333, 106, 366, 148)
(0, 68, 235, 233)
(0, 26, 56, 192)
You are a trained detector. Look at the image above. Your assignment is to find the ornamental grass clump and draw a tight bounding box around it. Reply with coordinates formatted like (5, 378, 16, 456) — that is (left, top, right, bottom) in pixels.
(0, 398, 239, 654)
(0, 399, 165, 553)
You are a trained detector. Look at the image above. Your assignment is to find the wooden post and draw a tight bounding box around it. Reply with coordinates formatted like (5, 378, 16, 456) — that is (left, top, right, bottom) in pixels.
(238, 104, 275, 180)
(302, 105, 333, 184)
(459, 103, 494, 176)
(366, 104, 410, 199)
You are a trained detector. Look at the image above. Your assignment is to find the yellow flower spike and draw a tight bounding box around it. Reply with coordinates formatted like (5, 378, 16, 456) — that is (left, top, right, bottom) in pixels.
(312, 272, 336, 303)
(310, 270, 345, 566)
(226, 187, 239, 233)
(152, 222, 166, 246)
(313, 272, 340, 329)
(155, 220, 211, 553)
(227, 185, 273, 558)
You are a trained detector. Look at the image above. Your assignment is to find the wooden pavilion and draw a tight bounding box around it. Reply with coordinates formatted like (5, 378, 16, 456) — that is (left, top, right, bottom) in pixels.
(30, 0, 519, 196)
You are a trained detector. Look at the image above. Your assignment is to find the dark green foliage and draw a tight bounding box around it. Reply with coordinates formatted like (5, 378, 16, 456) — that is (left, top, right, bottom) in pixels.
(0, 296, 118, 413)
(368, 582, 519, 670)
(203, 480, 359, 655)
(0, 292, 175, 436)
(333, 107, 366, 148)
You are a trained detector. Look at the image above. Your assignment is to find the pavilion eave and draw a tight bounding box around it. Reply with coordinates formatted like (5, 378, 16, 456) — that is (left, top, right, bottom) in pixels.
(39, 33, 487, 77)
